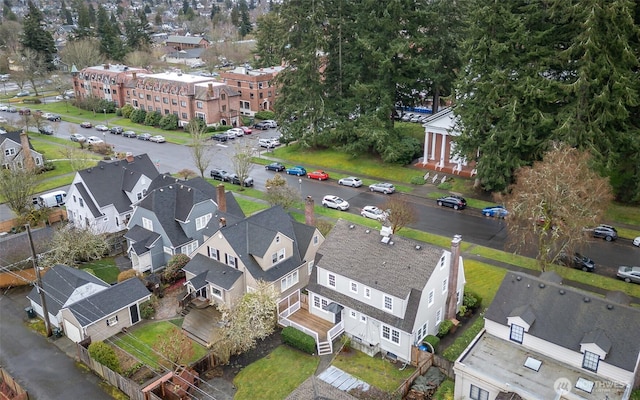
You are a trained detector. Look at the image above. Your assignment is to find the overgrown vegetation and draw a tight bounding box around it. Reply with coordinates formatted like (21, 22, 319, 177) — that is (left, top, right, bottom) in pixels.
(89, 341, 121, 373)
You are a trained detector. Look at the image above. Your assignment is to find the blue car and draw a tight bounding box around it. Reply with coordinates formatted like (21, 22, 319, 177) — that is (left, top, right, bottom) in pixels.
(286, 166, 307, 176)
(482, 205, 508, 218)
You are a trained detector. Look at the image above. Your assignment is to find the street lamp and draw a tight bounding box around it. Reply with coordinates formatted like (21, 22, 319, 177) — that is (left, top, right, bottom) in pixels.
(103, 108, 107, 127)
(298, 178, 302, 200)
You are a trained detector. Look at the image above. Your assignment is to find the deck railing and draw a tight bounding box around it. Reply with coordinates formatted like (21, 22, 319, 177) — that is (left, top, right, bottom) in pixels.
(279, 317, 319, 343)
(327, 320, 344, 341)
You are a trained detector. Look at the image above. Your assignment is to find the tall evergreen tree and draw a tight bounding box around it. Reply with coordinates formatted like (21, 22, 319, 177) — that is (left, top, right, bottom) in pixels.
(73, 2, 93, 40)
(253, 11, 286, 67)
(20, 0, 56, 70)
(124, 9, 152, 51)
(97, 6, 126, 61)
(238, 0, 253, 37)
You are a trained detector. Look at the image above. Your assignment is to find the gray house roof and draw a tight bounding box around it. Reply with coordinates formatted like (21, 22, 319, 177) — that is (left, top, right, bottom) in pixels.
(1, 130, 37, 151)
(315, 220, 444, 298)
(167, 35, 209, 45)
(219, 206, 317, 283)
(125, 225, 161, 255)
(74, 182, 101, 218)
(184, 253, 242, 290)
(77, 154, 159, 214)
(485, 272, 640, 371)
(68, 278, 151, 327)
(27, 264, 109, 316)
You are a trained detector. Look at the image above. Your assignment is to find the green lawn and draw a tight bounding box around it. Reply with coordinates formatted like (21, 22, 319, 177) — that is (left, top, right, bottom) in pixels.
(233, 346, 319, 400)
(332, 349, 415, 393)
(80, 257, 120, 284)
(112, 321, 206, 370)
(463, 259, 507, 305)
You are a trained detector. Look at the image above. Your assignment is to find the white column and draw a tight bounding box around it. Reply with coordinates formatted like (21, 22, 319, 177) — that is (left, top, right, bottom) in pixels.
(439, 133, 447, 166)
(423, 131, 430, 163)
(430, 131, 437, 161)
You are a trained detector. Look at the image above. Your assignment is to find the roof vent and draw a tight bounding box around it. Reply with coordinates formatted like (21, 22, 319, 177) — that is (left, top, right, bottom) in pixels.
(389, 241, 394, 245)
(415, 245, 421, 250)
(559, 289, 565, 295)
(584, 297, 591, 303)
(606, 304, 614, 310)
(100, 165, 104, 169)
(516, 276, 522, 281)
(365, 229, 370, 234)
(539, 283, 545, 288)
(349, 224, 355, 229)
(381, 236, 390, 244)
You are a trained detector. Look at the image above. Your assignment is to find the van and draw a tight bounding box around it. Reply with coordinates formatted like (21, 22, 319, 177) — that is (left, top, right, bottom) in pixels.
(37, 190, 67, 208)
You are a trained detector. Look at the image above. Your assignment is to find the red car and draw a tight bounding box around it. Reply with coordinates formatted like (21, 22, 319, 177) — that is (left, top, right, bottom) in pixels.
(308, 170, 329, 180)
(240, 126, 252, 135)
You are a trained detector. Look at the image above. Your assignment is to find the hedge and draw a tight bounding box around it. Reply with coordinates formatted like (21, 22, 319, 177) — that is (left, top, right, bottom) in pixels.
(423, 335, 440, 353)
(281, 326, 316, 354)
(88, 341, 121, 373)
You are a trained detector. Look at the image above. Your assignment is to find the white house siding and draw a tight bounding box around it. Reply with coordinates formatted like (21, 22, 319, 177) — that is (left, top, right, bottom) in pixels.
(453, 364, 510, 400)
(484, 320, 635, 385)
(29, 301, 62, 328)
(343, 307, 382, 348)
(132, 252, 153, 273)
(65, 283, 109, 307)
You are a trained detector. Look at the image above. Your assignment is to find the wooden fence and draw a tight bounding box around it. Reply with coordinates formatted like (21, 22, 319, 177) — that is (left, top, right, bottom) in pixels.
(391, 352, 434, 398)
(0, 367, 29, 400)
(78, 345, 145, 400)
(432, 354, 455, 378)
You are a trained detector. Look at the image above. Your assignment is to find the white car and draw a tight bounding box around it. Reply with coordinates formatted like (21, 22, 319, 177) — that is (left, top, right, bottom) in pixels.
(70, 133, 86, 142)
(227, 128, 244, 137)
(634, 236, 640, 247)
(149, 135, 166, 143)
(0, 117, 7, 123)
(263, 120, 278, 128)
(0, 105, 8, 111)
(95, 124, 109, 131)
(338, 176, 363, 187)
(360, 205, 388, 221)
(322, 195, 350, 211)
(86, 136, 104, 145)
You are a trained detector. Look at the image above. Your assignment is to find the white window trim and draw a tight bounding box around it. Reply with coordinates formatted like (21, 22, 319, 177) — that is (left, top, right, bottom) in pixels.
(106, 316, 118, 326)
(364, 286, 371, 299)
(350, 310, 357, 319)
(328, 273, 336, 288)
(195, 213, 212, 230)
(442, 278, 448, 294)
(436, 308, 442, 325)
(142, 217, 153, 231)
(281, 270, 299, 292)
(211, 286, 222, 299)
(383, 295, 393, 311)
(381, 324, 400, 345)
(350, 281, 358, 294)
(510, 324, 524, 344)
(428, 289, 435, 307)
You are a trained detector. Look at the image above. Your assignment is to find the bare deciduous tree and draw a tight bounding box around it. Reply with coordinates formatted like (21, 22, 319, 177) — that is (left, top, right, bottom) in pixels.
(0, 167, 39, 219)
(188, 122, 211, 178)
(177, 168, 197, 180)
(124, 51, 155, 70)
(231, 143, 254, 190)
(42, 226, 109, 267)
(153, 325, 195, 368)
(59, 39, 105, 69)
(20, 48, 48, 97)
(265, 173, 299, 209)
(381, 196, 416, 233)
(58, 147, 96, 171)
(505, 143, 613, 271)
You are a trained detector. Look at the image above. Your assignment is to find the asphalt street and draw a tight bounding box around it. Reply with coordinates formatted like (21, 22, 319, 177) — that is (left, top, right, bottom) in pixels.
(0, 286, 114, 400)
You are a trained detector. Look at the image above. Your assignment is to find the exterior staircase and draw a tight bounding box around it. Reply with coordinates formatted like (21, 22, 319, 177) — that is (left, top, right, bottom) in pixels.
(180, 303, 193, 317)
(317, 340, 332, 355)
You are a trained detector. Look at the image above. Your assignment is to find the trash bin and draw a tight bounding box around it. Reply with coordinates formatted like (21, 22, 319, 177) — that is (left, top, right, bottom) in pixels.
(25, 306, 35, 319)
(52, 327, 63, 338)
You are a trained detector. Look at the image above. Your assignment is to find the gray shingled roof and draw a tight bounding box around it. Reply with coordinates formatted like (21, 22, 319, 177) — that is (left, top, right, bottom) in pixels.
(74, 182, 101, 218)
(183, 253, 242, 290)
(1, 130, 37, 151)
(27, 265, 109, 316)
(125, 225, 161, 255)
(77, 154, 158, 214)
(316, 220, 444, 298)
(485, 272, 640, 371)
(68, 278, 151, 327)
(167, 35, 209, 45)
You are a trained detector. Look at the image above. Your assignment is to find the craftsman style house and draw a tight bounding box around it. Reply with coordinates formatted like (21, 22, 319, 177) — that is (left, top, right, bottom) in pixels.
(66, 154, 159, 233)
(454, 272, 640, 400)
(183, 206, 324, 310)
(125, 175, 244, 273)
(286, 220, 466, 360)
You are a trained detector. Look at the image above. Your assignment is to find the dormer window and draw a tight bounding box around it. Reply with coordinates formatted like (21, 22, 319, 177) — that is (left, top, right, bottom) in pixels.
(271, 249, 285, 265)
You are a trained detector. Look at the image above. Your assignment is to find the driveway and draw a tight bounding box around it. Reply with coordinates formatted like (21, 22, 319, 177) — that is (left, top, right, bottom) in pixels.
(0, 287, 114, 400)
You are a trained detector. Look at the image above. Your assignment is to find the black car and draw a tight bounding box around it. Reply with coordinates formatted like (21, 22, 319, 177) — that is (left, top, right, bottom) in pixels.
(210, 168, 231, 181)
(225, 173, 254, 187)
(436, 195, 467, 210)
(253, 121, 270, 130)
(110, 126, 123, 134)
(46, 114, 61, 122)
(558, 252, 595, 272)
(265, 162, 285, 172)
(38, 125, 54, 135)
(211, 133, 228, 142)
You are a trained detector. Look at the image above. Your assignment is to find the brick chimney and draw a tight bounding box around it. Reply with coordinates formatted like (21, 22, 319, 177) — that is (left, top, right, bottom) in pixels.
(104, 63, 110, 70)
(207, 83, 214, 96)
(305, 196, 315, 226)
(132, 71, 137, 80)
(20, 130, 36, 171)
(216, 184, 226, 212)
(125, 152, 134, 163)
(445, 234, 462, 321)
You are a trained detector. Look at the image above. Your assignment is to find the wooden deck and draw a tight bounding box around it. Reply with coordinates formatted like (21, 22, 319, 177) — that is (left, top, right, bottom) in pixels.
(285, 307, 335, 341)
(182, 306, 222, 347)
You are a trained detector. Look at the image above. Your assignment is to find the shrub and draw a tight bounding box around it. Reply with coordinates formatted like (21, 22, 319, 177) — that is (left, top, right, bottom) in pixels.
(120, 104, 134, 118)
(117, 269, 138, 282)
(144, 111, 162, 126)
(423, 335, 440, 353)
(437, 320, 454, 338)
(140, 296, 158, 319)
(162, 254, 189, 284)
(255, 110, 275, 120)
(281, 326, 316, 354)
(184, 117, 206, 134)
(89, 142, 113, 155)
(432, 379, 455, 400)
(130, 108, 147, 124)
(437, 181, 453, 191)
(88, 341, 121, 373)
(463, 291, 482, 310)
(115, 108, 123, 117)
(159, 114, 178, 130)
(37, 162, 56, 173)
(410, 176, 426, 185)
(380, 136, 422, 164)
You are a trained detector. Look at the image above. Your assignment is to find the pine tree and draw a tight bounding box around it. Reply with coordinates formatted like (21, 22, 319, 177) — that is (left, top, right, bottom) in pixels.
(124, 9, 152, 51)
(253, 12, 286, 67)
(73, 2, 93, 40)
(238, 0, 253, 37)
(20, 1, 56, 70)
(97, 6, 126, 61)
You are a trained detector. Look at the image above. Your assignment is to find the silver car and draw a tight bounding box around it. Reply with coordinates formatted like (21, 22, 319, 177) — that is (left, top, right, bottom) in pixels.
(617, 266, 640, 283)
(360, 206, 388, 221)
(338, 177, 363, 187)
(322, 195, 350, 211)
(369, 182, 395, 194)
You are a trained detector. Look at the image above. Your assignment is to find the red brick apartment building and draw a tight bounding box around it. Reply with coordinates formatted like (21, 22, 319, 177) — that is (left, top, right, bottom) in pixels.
(73, 66, 241, 127)
(219, 66, 284, 116)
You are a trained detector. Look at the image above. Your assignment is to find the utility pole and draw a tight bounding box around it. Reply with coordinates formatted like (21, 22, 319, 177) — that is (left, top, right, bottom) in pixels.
(26, 224, 52, 337)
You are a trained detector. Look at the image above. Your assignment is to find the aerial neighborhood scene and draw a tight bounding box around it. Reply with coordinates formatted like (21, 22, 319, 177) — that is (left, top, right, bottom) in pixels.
(1, 0, 640, 399)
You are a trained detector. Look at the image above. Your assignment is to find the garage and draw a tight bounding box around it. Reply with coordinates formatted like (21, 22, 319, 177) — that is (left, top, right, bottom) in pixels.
(63, 320, 83, 343)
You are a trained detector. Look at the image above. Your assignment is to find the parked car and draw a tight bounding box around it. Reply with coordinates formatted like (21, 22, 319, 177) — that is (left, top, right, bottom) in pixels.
(338, 176, 363, 187)
(360, 205, 388, 221)
(86, 136, 104, 145)
(80, 121, 92, 128)
(110, 126, 123, 134)
(265, 162, 286, 172)
(70, 133, 86, 142)
(94, 124, 109, 132)
(591, 224, 618, 241)
(0, 117, 6, 123)
(210, 168, 231, 181)
(401, 113, 414, 122)
(253, 121, 271, 130)
(227, 128, 244, 138)
(617, 266, 640, 283)
(225, 173, 254, 187)
(240, 126, 252, 135)
(137, 133, 152, 141)
(18, 108, 31, 115)
(38, 125, 54, 135)
(369, 182, 395, 194)
(322, 195, 350, 211)
(558, 252, 595, 272)
(286, 166, 307, 176)
(482, 205, 508, 218)
(211, 133, 228, 142)
(634, 236, 640, 247)
(263, 120, 278, 128)
(42, 113, 61, 121)
(7, 107, 17, 113)
(437, 195, 467, 210)
(149, 135, 166, 143)
(15, 90, 30, 97)
(123, 130, 137, 138)
(308, 170, 329, 180)
(0, 105, 7, 111)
